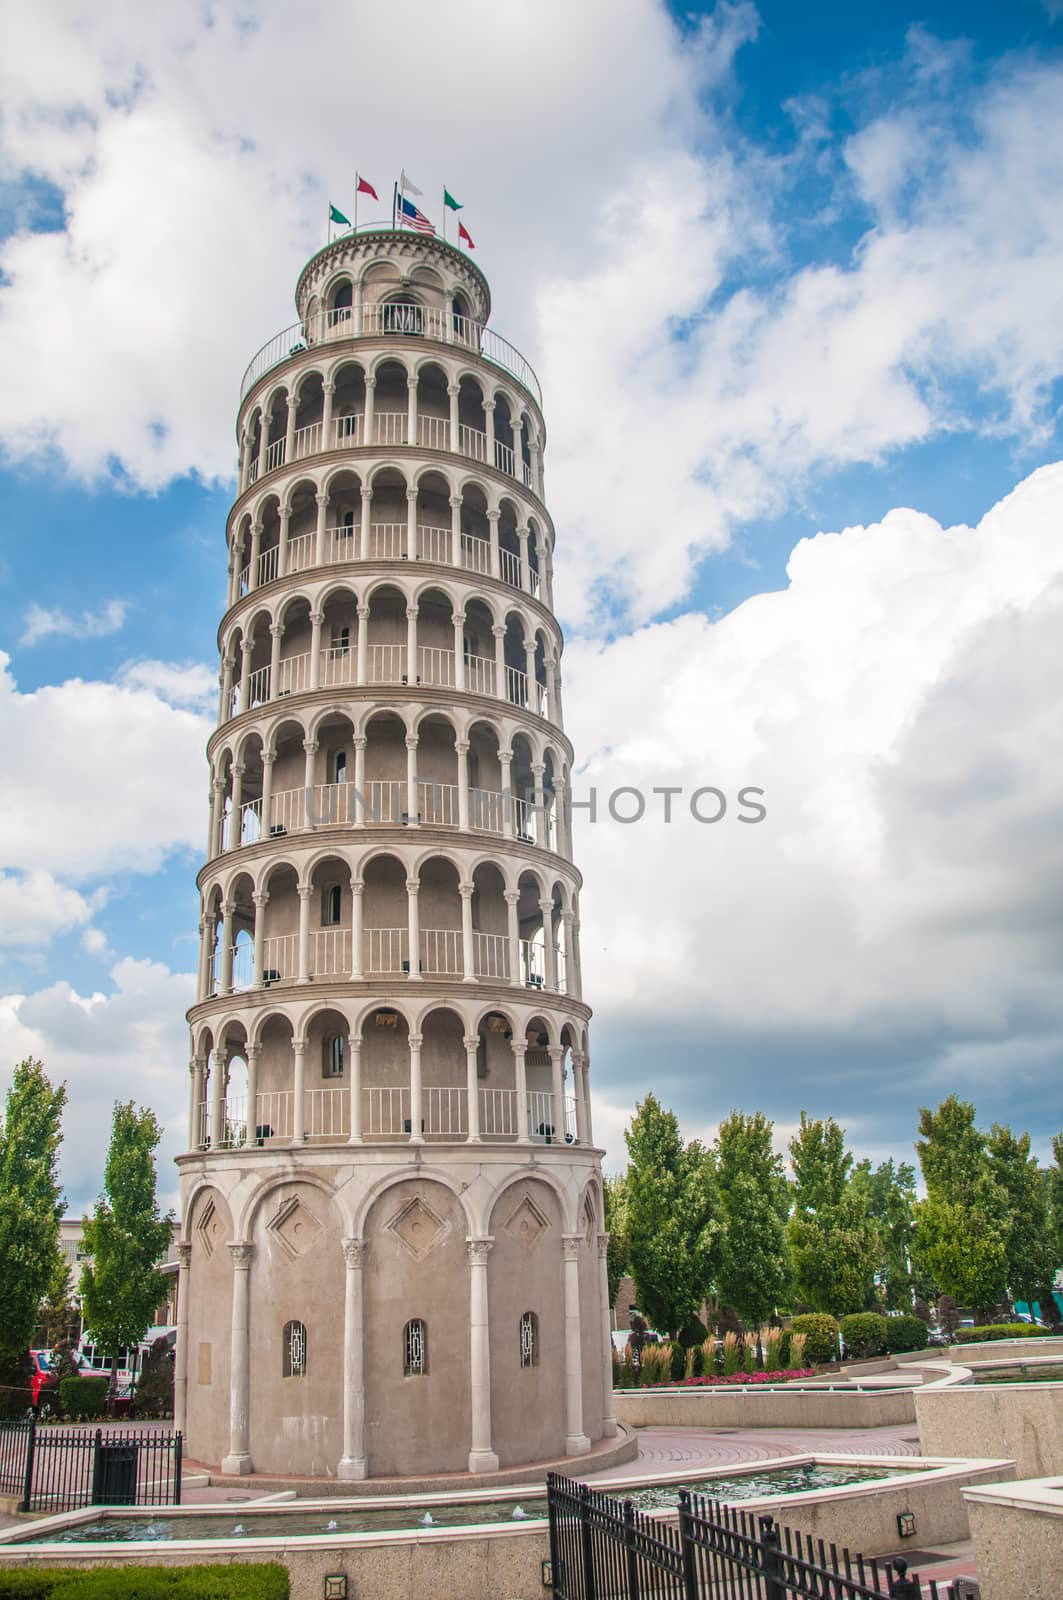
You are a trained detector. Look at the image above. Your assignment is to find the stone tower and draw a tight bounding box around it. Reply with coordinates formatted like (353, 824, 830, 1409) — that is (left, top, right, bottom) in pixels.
(174, 225, 615, 1481)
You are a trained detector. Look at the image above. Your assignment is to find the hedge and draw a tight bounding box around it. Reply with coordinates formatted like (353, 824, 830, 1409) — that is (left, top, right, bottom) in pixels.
(884, 1314, 930, 1354)
(789, 1313, 839, 1364)
(58, 1377, 108, 1421)
(0, 1564, 289, 1599)
(839, 1313, 888, 1359)
(954, 1323, 1059, 1344)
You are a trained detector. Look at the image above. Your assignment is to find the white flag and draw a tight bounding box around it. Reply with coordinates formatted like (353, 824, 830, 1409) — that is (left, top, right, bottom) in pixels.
(400, 169, 423, 196)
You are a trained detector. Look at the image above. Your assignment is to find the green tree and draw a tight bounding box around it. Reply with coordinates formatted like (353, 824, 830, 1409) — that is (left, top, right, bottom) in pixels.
(913, 1097, 1008, 1317)
(603, 1173, 630, 1307)
(787, 1113, 879, 1315)
(0, 1059, 67, 1359)
(986, 1124, 1055, 1306)
(80, 1103, 174, 1381)
(38, 1255, 77, 1350)
(624, 1095, 721, 1338)
(851, 1158, 919, 1309)
(714, 1111, 790, 1325)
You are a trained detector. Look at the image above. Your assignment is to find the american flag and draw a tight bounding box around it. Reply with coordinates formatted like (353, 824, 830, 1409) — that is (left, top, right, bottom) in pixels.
(398, 195, 435, 235)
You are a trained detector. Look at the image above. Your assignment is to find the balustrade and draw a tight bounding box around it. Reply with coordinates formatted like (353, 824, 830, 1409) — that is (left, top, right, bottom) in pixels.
(417, 779, 458, 826)
(305, 1085, 350, 1140)
(366, 642, 407, 682)
(310, 926, 352, 976)
(473, 929, 509, 979)
(262, 933, 298, 982)
(417, 644, 454, 686)
(365, 926, 409, 974)
(419, 927, 462, 976)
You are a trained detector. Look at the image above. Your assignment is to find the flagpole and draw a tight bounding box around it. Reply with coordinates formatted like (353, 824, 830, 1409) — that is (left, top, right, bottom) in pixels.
(441, 188, 446, 243)
(354, 174, 359, 235)
(392, 180, 397, 231)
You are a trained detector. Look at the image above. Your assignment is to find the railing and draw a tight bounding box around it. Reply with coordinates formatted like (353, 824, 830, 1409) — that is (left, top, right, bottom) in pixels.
(267, 788, 305, 836)
(333, 413, 363, 448)
(265, 438, 286, 473)
(506, 663, 528, 707)
(494, 438, 515, 476)
(230, 942, 254, 991)
(460, 532, 491, 574)
(470, 785, 507, 833)
(277, 650, 311, 694)
(418, 644, 454, 686)
(294, 421, 322, 459)
(257, 546, 278, 586)
(464, 651, 496, 695)
(546, 1475, 942, 1600)
(417, 523, 451, 563)
(367, 642, 407, 682)
(195, 1100, 210, 1148)
(310, 926, 352, 976)
(418, 415, 450, 451)
(374, 411, 408, 447)
(364, 1085, 410, 1137)
(248, 664, 271, 705)
(479, 1086, 518, 1137)
(286, 530, 315, 572)
(319, 644, 356, 687)
(365, 927, 409, 974)
(365, 779, 405, 824)
(0, 1420, 183, 1514)
(306, 1085, 350, 1140)
(458, 422, 488, 461)
(254, 1089, 293, 1140)
(424, 1086, 466, 1137)
(220, 1094, 247, 1148)
(499, 547, 522, 588)
(368, 522, 405, 560)
(528, 1090, 557, 1142)
(420, 927, 462, 975)
(222, 799, 261, 850)
(262, 933, 298, 983)
(247, 458, 259, 485)
(520, 938, 545, 988)
(474, 929, 510, 980)
(325, 522, 358, 562)
(418, 779, 458, 826)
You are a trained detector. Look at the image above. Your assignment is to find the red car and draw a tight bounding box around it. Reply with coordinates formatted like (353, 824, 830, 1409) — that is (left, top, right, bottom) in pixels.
(28, 1350, 59, 1411)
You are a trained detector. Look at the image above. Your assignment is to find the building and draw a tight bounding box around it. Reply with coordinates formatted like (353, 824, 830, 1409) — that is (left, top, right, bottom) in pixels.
(55, 1219, 181, 1334)
(175, 223, 616, 1480)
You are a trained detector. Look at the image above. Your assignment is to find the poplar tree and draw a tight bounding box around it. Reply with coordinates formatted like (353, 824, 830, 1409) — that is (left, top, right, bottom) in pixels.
(986, 1123, 1055, 1307)
(624, 1095, 720, 1338)
(714, 1111, 790, 1325)
(80, 1103, 174, 1378)
(787, 1113, 879, 1314)
(0, 1059, 66, 1359)
(913, 1096, 1008, 1319)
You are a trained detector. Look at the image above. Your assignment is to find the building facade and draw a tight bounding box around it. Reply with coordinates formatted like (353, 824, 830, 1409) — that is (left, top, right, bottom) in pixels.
(175, 227, 614, 1479)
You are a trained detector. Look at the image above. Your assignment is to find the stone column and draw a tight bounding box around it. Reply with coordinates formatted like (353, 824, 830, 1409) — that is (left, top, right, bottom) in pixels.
(513, 1041, 530, 1145)
(283, 393, 296, 470)
(531, 762, 546, 847)
(408, 1031, 423, 1143)
(251, 892, 268, 987)
(228, 763, 245, 849)
(352, 735, 367, 824)
(561, 909, 576, 997)
(360, 490, 373, 562)
(455, 739, 470, 829)
(406, 878, 421, 982)
(221, 1242, 254, 1474)
(248, 523, 262, 591)
(237, 639, 252, 714)
(549, 1045, 565, 1138)
(499, 747, 516, 836)
(459, 881, 476, 983)
(209, 1052, 227, 1147)
(404, 732, 419, 825)
(239, 430, 253, 492)
(406, 488, 418, 562)
(541, 901, 558, 992)
(309, 610, 323, 689)
(581, 1049, 594, 1143)
(209, 778, 226, 859)
(297, 884, 312, 983)
(244, 1042, 261, 1143)
(347, 1036, 363, 1144)
(504, 889, 521, 988)
(553, 778, 569, 858)
(464, 1034, 481, 1143)
(292, 1036, 307, 1143)
(260, 751, 276, 835)
(487, 508, 501, 580)
(220, 900, 235, 993)
(510, 418, 523, 481)
(597, 1234, 618, 1438)
(364, 375, 376, 445)
(484, 398, 496, 463)
(322, 381, 335, 450)
(349, 877, 364, 979)
(517, 525, 531, 592)
(256, 415, 269, 482)
(302, 739, 318, 827)
(451, 610, 466, 690)
(572, 1050, 588, 1144)
(173, 1242, 192, 1437)
(186, 1057, 198, 1150)
(338, 1239, 368, 1478)
(448, 386, 459, 457)
(219, 657, 235, 725)
(467, 1238, 499, 1473)
(405, 606, 419, 688)
(562, 1235, 591, 1454)
(268, 626, 283, 703)
(356, 606, 370, 685)
(522, 639, 537, 711)
(277, 507, 291, 579)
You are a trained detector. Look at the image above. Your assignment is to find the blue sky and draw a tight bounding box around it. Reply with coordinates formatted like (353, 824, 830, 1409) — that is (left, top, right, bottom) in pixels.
(1, 0, 1061, 1206)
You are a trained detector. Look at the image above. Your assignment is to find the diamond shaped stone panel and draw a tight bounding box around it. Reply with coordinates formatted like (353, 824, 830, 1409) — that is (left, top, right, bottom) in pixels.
(196, 1199, 220, 1258)
(267, 1196, 324, 1261)
(387, 1195, 449, 1261)
(503, 1193, 551, 1251)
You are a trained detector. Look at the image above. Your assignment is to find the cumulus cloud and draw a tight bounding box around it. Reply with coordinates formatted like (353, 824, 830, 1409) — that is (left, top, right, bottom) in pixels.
(116, 658, 217, 711)
(0, 957, 193, 1212)
(0, 651, 211, 880)
(19, 599, 127, 647)
(0, 870, 93, 946)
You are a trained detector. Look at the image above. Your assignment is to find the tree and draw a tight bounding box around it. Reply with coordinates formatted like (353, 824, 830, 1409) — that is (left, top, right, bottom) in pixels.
(0, 1059, 67, 1359)
(624, 1095, 721, 1338)
(851, 1158, 920, 1310)
(714, 1111, 790, 1325)
(787, 1113, 880, 1315)
(913, 1097, 1008, 1318)
(603, 1173, 630, 1308)
(37, 1255, 77, 1350)
(80, 1103, 174, 1382)
(986, 1124, 1055, 1306)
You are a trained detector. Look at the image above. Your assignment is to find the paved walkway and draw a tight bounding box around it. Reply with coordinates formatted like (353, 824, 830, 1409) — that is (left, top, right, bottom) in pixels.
(585, 1422, 921, 1478)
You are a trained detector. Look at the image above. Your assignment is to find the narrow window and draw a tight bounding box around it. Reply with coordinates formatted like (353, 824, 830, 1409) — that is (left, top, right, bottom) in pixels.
(334, 749, 347, 785)
(332, 282, 353, 322)
(323, 883, 342, 925)
(283, 1320, 307, 1377)
(330, 623, 350, 656)
(323, 1034, 345, 1078)
(404, 1318, 427, 1376)
(519, 1311, 539, 1368)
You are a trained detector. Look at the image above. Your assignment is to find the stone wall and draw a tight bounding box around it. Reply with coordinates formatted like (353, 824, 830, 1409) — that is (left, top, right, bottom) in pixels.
(915, 1382, 1063, 1478)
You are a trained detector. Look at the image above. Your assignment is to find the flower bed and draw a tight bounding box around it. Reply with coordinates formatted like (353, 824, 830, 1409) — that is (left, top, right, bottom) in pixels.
(668, 1369, 817, 1388)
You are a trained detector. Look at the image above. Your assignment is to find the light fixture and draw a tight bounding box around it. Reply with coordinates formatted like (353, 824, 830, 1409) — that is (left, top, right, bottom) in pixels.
(540, 1559, 554, 1588)
(324, 1577, 348, 1599)
(896, 1511, 916, 1539)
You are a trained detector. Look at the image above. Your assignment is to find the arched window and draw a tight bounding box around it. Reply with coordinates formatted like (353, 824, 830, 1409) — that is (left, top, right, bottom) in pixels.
(404, 1318, 427, 1375)
(330, 622, 350, 655)
(382, 295, 423, 336)
(334, 749, 347, 785)
(323, 1034, 345, 1078)
(452, 293, 471, 338)
(322, 883, 342, 925)
(283, 1320, 307, 1377)
(331, 282, 353, 324)
(519, 1311, 539, 1368)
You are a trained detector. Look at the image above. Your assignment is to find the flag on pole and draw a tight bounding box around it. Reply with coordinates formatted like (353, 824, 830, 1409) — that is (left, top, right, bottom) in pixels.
(356, 175, 379, 200)
(400, 169, 423, 197)
(458, 220, 475, 249)
(329, 203, 351, 225)
(398, 195, 436, 235)
(443, 189, 462, 211)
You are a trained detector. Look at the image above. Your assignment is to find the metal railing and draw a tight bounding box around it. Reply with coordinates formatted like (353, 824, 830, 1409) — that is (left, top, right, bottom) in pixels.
(546, 1475, 946, 1600)
(474, 929, 510, 980)
(241, 299, 542, 405)
(0, 1420, 182, 1514)
(479, 1086, 518, 1137)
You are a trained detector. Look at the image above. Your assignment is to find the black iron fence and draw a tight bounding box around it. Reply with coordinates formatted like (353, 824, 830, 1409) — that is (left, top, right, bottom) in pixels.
(0, 1419, 182, 1513)
(547, 1474, 960, 1600)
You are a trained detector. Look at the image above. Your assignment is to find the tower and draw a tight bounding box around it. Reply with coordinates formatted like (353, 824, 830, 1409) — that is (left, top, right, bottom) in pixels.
(175, 226, 615, 1481)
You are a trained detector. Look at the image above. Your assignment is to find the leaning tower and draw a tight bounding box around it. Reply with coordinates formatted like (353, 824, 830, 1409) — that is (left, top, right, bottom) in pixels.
(174, 225, 617, 1483)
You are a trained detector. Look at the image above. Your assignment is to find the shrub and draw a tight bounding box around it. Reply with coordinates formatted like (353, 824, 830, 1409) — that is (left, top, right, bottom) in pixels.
(0, 1565, 289, 1598)
(790, 1314, 839, 1365)
(720, 1330, 742, 1376)
(0, 1352, 34, 1419)
(937, 1295, 960, 1337)
(134, 1337, 175, 1418)
(58, 1376, 109, 1421)
(839, 1312, 888, 1359)
(884, 1314, 930, 1354)
(954, 1323, 1054, 1344)
(788, 1332, 807, 1367)
(677, 1316, 708, 1347)
(778, 1330, 792, 1369)
(741, 1332, 757, 1374)
(762, 1327, 783, 1372)
(700, 1336, 718, 1375)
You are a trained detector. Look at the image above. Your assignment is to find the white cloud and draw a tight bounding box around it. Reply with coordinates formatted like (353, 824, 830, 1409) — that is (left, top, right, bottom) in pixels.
(0, 651, 211, 879)
(19, 599, 128, 648)
(116, 658, 216, 711)
(0, 870, 93, 946)
(0, 957, 193, 1212)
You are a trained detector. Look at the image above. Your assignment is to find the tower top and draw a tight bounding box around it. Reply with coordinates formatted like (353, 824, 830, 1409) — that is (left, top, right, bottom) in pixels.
(295, 227, 491, 326)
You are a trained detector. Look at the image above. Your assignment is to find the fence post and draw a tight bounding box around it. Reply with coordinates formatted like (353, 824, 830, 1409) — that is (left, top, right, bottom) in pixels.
(759, 1515, 785, 1600)
(622, 1501, 641, 1600)
(174, 1430, 183, 1506)
(888, 1558, 922, 1599)
(546, 1476, 562, 1599)
(20, 1415, 36, 1514)
(579, 1484, 597, 1600)
(676, 1489, 700, 1600)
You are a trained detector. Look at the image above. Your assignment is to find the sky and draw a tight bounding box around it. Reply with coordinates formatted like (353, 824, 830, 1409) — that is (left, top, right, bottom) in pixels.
(1, 0, 1061, 1212)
